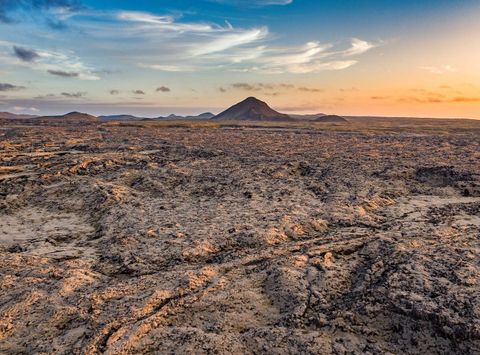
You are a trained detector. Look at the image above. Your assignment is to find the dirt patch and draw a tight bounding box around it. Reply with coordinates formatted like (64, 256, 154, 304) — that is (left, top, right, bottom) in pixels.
(0, 207, 96, 259)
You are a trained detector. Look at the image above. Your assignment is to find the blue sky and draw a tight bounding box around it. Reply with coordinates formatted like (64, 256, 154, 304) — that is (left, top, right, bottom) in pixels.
(1, 0, 479, 117)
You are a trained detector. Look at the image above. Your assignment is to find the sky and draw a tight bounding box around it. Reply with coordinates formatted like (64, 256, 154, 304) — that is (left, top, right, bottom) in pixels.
(0, 0, 480, 118)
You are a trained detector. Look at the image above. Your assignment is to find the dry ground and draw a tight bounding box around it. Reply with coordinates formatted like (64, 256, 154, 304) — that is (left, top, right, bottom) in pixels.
(0, 119, 479, 354)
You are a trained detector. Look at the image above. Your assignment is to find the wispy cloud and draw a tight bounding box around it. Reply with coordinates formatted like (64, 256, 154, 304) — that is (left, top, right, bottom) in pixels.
(117, 11, 217, 33)
(190, 27, 268, 56)
(221, 82, 322, 95)
(139, 64, 196, 72)
(231, 83, 262, 91)
(223, 39, 371, 73)
(298, 87, 323, 93)
(0, 5, 380, 93)
(229, 82, 295, 91)
(398, 95, 480, 104)
(421, 65, 457, 74)
(0, 83, 25, 91)
(0, 0, 81, 24)
(286, 60, 358, 74)
(61, 92, 86, 98)
(48, 69, 79, 78)
(344, 38, 377, 56)
(76, 10, 375, 74)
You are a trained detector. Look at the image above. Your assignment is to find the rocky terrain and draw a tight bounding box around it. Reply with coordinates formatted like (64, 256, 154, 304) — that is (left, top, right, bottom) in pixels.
(0, 119, 479, 354)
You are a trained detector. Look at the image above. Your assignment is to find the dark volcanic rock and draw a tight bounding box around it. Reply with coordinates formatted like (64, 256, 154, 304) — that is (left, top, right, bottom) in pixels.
(416, 166, 472, 187)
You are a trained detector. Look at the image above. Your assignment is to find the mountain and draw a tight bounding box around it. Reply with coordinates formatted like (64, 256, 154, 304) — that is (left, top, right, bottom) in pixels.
(314, 115, 348, 123)
(213, 97, 293, 121)
(36, 112, 98, 122)
(0, 112, 38, 119)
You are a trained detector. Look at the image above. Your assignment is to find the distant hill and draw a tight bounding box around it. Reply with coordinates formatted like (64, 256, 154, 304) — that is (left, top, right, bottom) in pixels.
(36, 112, 98, 123)
(99, 112, 216, 121)
(213, 97, 293, 121)
(188, 112, 215, 120)
(160, 114, 183, 120)
(157, 112, 215, 120)
(289, 113, 326, 120)
(314, 115, 348, 123)
(0, 112, 38, 119)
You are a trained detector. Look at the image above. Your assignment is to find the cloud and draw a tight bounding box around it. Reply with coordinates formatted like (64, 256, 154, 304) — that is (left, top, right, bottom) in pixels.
(0, 0, 81, 24)
(344, 38, 377, 56)
(451, 97, 480, 103)
(13, 46, 40, 62)
(60, 92, 85, 99)
(0, 42, 100, 80)
(421, 65, 457, 74)
(110, 11, 269, 64)
(397, 93, 480, 104)
(34, 93, 56, 99)
(48, 69, 79, 77)
(224, 38, 375, 74)
(109, 90, 119, 95)
(221, 40, 363, 74)
(259, 41, 331, 67)
(190, 27, 268, 56)
(229, 82, 296, 92)
(285, 60, 357, 74)
(117, 11, 218, 33)
(232, 83, 261, 91)
(133, 90, 145, 95)
(0, 83, 25, 91)
(156, 86, 171, 93)
(1, 6, 379, 80)
(139, 64, 196, 72)
(224, 82, 322, 93)
(61, 91, 86, 98)
(298, 87, 323, 93)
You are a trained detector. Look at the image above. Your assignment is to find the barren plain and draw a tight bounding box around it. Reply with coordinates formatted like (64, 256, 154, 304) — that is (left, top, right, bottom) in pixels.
(1, 118, 479, 354)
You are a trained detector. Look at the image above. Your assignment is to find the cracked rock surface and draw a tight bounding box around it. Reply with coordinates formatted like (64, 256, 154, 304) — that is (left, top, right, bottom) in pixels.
(0, 122, 479, 354)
